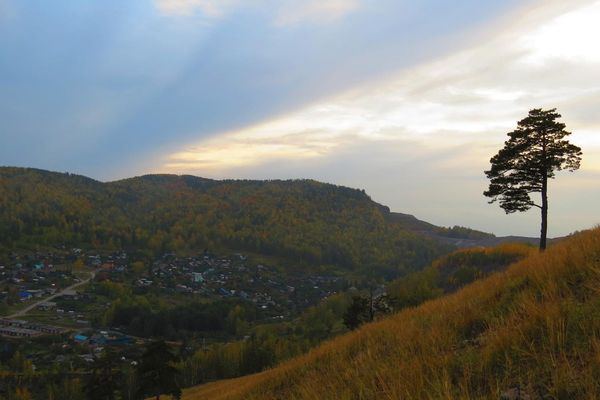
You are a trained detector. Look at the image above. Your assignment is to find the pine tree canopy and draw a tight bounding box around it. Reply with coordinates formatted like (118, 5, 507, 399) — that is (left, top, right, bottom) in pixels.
(484, 108, 582, 213)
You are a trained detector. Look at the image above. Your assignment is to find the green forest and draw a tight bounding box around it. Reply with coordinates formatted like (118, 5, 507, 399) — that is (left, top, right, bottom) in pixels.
(0, 167, 490, 278)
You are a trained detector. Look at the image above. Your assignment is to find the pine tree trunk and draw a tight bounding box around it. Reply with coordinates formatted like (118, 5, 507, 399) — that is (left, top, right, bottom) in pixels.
(540, 174, 548, 251)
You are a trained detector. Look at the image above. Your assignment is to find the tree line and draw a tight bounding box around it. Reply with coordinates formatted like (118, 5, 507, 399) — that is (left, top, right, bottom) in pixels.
(0, 170, 450, 278)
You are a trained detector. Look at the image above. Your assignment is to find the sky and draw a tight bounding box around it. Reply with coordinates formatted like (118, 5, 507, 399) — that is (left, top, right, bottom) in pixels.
(1, 0, 599, 237)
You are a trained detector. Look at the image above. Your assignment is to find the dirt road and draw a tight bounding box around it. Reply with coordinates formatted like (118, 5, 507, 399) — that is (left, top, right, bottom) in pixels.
(7, 270, 96, 318)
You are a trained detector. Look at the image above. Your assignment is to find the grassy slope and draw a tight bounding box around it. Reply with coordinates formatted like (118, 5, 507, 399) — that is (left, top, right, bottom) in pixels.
(184, 227, 600, 399)
(432, 243, 534, 288)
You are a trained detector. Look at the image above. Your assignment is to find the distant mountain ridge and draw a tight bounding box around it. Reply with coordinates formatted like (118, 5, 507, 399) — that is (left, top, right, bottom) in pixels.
(386, 211, 558, 248)
(0, 166, 538, 276)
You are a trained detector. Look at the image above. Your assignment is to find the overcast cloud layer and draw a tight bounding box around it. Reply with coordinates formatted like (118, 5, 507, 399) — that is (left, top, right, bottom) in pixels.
(1, 0, 598, 236)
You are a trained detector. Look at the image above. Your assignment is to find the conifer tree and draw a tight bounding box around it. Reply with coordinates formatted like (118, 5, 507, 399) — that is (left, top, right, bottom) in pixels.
(484, 108, 582, 250)
(136, 340, 181, 400)
(85, 349, 121, 400)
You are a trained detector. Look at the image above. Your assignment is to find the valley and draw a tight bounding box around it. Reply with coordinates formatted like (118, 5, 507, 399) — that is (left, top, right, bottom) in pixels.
(0, 167, 541, 399)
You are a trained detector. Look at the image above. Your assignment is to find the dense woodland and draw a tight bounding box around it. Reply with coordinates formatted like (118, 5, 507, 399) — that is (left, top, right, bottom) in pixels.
(0, 167, 491, 278)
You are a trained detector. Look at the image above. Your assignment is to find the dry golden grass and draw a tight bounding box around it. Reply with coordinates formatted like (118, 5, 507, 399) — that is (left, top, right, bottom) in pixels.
(184, 228, 600, 399)
(431, 242, 534, 271)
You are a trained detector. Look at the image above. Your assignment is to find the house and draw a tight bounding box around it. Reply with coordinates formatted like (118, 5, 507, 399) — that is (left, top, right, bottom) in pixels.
(60, 289, 79, 300)
(74, 334, 89, 343)
(175, 284, 192, 293)
(89, 331, 134, 346)
(30, 323, 66, 335)
(27, 289, 44, 298)
(101, 262, 115, 271)
(80, 354, 95, 363)
(0, 326, 40, 337)
(88, 256, 102, 267)
(37, 301, 57, 311)
(18, 291, 33, 300)
(0, 319, 66, 336)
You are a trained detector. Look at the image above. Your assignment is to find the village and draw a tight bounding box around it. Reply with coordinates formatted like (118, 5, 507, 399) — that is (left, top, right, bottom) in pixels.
(141, 252, 347, 317)
(1, 248, 347, 337)
(0, 247, 349, 375)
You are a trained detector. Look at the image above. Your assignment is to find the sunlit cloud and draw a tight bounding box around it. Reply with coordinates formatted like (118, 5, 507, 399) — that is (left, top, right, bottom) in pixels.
(519, 1, 600, 65)
(164, 0, 600, 176)
(165, 129, 345, 170)
(159, 0, 600, 236)
(3, 0, 598, 236)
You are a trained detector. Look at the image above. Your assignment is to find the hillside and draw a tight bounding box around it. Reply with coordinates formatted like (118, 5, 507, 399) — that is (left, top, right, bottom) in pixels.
(0, 167, 483, 277)
(386, 243, 535, 309)
(184, 227, 600, 399)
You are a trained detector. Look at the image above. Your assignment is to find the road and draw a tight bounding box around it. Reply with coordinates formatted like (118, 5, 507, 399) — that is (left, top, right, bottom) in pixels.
(7, 270, 97, 318)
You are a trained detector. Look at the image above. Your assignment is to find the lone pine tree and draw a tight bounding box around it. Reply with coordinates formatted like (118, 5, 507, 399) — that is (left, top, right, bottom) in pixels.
(484, 108, 582, 251)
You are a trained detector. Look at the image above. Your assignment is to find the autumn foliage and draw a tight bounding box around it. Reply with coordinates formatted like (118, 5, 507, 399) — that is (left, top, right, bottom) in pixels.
(0, 167, 449, 277)
(184, 227, 600, 399)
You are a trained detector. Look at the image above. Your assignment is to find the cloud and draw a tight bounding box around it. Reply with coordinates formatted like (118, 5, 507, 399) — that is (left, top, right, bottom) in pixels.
(166, 0, 600, 168)
(2, 0, 597, 235)
(154, 0, 360, 25)
(162, 0, 600, 236)
(520, 1, 600, 64)
(274, 0, 360, 27)
(153, 0, 238, 17)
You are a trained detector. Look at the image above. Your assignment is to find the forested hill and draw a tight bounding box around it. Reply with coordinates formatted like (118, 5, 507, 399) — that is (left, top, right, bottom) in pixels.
(1, 167, 485, 276)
